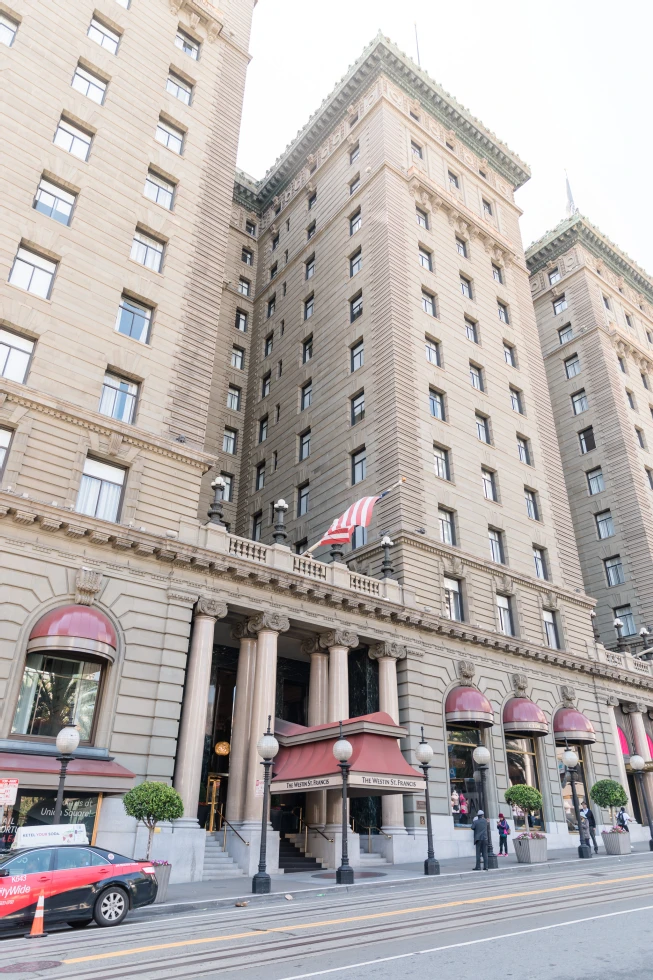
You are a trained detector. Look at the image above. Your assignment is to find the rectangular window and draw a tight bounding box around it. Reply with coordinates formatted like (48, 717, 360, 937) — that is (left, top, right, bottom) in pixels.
(429, 389, 445, 421)
(54, 117, 92, 160)
(303, 295, 314, 320)
(0, 426, 12, 474)
(419, 247, 433, 271)
(489, 528, 505, 564)
(130, 230, 164, 272)
(33, 177, 76, 225)
(463, 318, 478, 344)
(251, 512, 262, 541)
(476, 414, 490, 443)
(443, 577, 463, 622)
(496, 594, 514, 635)
(553, 295, 568, 316)
(572, 389, 588, 414)
(350, 249, 362, 277)
(144, 170, 175, 210)
(603, 295, 611, 310)
(425, 337, 441, 366)
(175, 27, 200, 59)
(9, 247, 57, 299)
(76, 458, 125, 522)
(242, 248, 253, 266)
(238, 278, 250, 296)
(517, 435, 531, 464)
(482, 199, 493, 217)
(88, 17, 120, 53)
(351, 340, 364, 372)
(448, 170, 459, 189)
(156, 118, 184, 154)
(303, 336, 313, 363)
(637, 427, 646, 448)
(297, 483, 310, 517)
(350, 210, 361, 235)
(422, 290, 437, 317)
(605, 555, 625, 586)
(498, 302, 509, 324)
(258, 416, 268, 443)
(301, 380, 312, 410)
(351, 525, 367, 549)
(614, 605, 636, 637)
(492, 264, 503, 284)
(416, 207, 428, 229)
(272, 234, 279, 251)
(565, 354, 580, 378)
(0, 12, 18, 46)
(270, 263, 278, 280)
(411, 140, 423, 159)
(307, 193, 317, 211)
(0, 328, 33, 384)
(167, 71, 192, 105)
(548, 267, 561, 285)
(115, 295, 151, 343)
(227, 385, 241, 411)
(351, 390, 365, 425)
(642, 373, 649, 390)
(231, 346, 244, 370)
(255, 461, 265, 491)
(626, 314, 634, 330)
(456, 238, 467, 258)
(627, 390, 636, 410)
(350, 176, 360, 195)
(221, 473, 233, 502)
(460, 275, 472, 300)
(525, 488, 539, 521)
(350, 143, 360, 164)
(469, 363, 483, 391)
(246, 221, 257, 237)
(305, 255, 315, 280)
(350, 292, 363, 322)
(647, 468, 653, 491)
(99, 372, 138, 423)
(299, 429, 311, 461)
(482, 468, 497, 501)
(307, 222, 316, 241)
(352, 447, 366, 484)
(72, 64, 107, 104)
(587, 467, 604, 493)
(235, 310, 248, 332)
(504, 343, 516, 367)
(267, 296, 276, 318)
(558, 324, 573, 344)
(578, 427, 596, 454)
(543, 610, 559, 649)
(261, 373, 271, 398)
(434, 445, 450, 481)
(533, 547, 548, 580)
(595, 510, 614, 539)
(223, 428, 237, 454)
(510, 387, 524, 413)
(438, 508, 456, 546)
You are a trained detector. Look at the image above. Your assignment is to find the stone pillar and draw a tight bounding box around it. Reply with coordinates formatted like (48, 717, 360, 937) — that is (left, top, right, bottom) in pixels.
(626, 702, 653, 816)
(606, 697, 634, 818)
(369, 642, 407, 834)
(174, 597, 227, 823)
(303, 637, 329, 826)
(320, 629, 358, 826)
(225, 623, 258, 824)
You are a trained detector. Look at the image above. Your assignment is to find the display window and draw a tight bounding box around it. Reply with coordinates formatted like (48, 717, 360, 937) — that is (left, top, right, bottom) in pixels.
(556, 745, 590, 832)
(0, 790, 101, 851)
(506, 735, 544, 830)
(447, 727, 483, 827)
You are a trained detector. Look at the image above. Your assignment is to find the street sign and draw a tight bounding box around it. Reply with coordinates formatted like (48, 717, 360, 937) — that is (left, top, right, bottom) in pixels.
(0, 778, 18, 806)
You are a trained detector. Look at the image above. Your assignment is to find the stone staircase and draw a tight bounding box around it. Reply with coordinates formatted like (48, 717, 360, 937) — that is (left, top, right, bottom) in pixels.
(358, 842, 391, 868)
(280, 833, 326, 873)
(202, 832, 244, 879)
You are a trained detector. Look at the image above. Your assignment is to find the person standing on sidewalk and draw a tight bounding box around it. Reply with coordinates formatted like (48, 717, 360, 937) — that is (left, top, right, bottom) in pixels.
(497, 813, 510, 855)
(617, 807, 632, 831)
(582, 804, 599, 853)
(473, 810, 489, 870)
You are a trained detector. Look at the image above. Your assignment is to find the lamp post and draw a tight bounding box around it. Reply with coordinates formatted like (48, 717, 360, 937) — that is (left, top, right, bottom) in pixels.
(629, 754, 653, 850)
(472, 745, 498, 869)
(207, 477, 226, 526)
(54, 726, 80, 824)
(415, 727, 440, 875)
(333, 722, 354, 884)
(272, 499, 289, 544)
(562, 746, 592, 859)
(252, 716, 279, 895)
(380, 535, 394, 579)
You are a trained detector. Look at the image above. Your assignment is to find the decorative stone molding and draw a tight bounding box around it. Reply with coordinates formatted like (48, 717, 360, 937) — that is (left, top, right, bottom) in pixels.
(512, 673, 529, 696)
(167, 589, 199, 606)
(622, 702, 648, 715)
(606, 695, 620, 707)
(560, 685, 576, 707)
(231, 621, 251, 641)
(368, 641, 407, 661)
(169, 0, 223, 41)
(197, 596, 228, 619)
(319, 629, 359, 650)
(75, 567, 103, 606)
(458, 660, 476, 681)
(300, 636, 322, 655)
(248, 612, 290, 634)
(494, 574, 514, 596)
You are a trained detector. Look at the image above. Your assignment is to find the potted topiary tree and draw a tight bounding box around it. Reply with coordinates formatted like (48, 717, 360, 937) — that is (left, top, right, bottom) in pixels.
(590, 779, 630, 855)
(504, 785, 547, 864)
(123, 781, 184, 901)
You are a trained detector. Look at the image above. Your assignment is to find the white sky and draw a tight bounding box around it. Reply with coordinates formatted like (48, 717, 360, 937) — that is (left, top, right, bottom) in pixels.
(237, 0, 653, 272)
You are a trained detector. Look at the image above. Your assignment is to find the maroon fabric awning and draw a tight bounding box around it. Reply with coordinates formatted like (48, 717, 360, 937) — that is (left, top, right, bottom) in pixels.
(445, 686, 494, 728)
(0, 753, 136, 793)
(553, 707, 596, 744)
(503, 698, 549, 737)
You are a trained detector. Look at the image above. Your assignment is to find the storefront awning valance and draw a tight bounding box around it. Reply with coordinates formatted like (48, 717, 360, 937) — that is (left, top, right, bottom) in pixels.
(553, 707, 596, 745)
(445, 686, 494, 728)
(503, 697, 549, 737)
(28, 605, 117, 661)
(0, 752, 135, 793)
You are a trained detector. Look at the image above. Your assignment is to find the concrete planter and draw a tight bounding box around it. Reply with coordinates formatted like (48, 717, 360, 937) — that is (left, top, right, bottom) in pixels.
(601, 831, 631, 855)
(153, 863, 172, 902)
(514, 836, 548, 864)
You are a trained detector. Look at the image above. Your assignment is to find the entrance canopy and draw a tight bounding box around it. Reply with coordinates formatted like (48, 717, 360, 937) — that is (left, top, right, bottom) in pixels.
(272, 712, 424, 796)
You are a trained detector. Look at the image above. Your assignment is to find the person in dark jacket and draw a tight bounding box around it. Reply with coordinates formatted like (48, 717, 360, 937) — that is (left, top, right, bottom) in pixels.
(582, 805, 599, 853)
(497, 813, 510, 855)
(473, 810, 489, 870)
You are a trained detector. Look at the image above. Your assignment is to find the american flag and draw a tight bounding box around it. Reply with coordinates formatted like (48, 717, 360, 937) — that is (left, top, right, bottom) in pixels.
(317, 491, 389, 547)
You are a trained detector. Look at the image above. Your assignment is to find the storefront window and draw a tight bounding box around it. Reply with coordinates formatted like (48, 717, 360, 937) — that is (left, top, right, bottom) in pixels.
(506, 736, 544, 831)
(556, 745, 590, 833)
(447, 727, 483, 827)
(1, 790, 100, 851)
(11, 653, 102, 741)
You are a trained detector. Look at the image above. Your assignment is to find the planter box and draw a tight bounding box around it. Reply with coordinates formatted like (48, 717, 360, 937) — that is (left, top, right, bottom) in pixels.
(601, 831, 631, 855)
(153, 863, 172, 903)
(514, 836, 548, 864)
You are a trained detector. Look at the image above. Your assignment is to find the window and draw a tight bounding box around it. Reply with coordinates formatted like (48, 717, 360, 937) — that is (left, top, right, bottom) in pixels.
(76, 458, 124, 522)
(443, 577, 463, 621)
(498, 302, 509, 324)
(299, 429, 311, 461)
(297, 483, 310, 517)
(642, 374, 649, 390)
(429, 389, 445, 420)
(246, 221, 257, 237)
(350, 143, 360, 164)
(88, 17, 120, 52)
(0, 11, 18, 45)
(175, 27, 200, 59)
(0, 328, 33, 384)
(232, 346, 244, 370)
(9, 247, 56, 299)
(627, 390, 636, 410)
(167, 71, 192, 105)
(351, 525, 367, 549)
(303, 336, 313, 363)
(543, 610, 559, 649)
(115, 295, 151, 343)
(489, 528, 504, 564)
(565, 354, 580, 379)
(12, 652, 102, 741)
(422, 290, 437, 317)
(273, 451, 278, 471)
(553, 295, 567, 316)
(305, 255, 315, 280)
(267, 296, 276, 319)
(614, 605, 636, 638)
(349, 175, 360, 195)
(496, 594, 514, 635)
(476, 414, 490, 443)
(0, 425, 12, 475)
(272, 234, 279, 251)
(460, 275, 472, 300)
(223, 428, 237, 454)
(242, 248, 253, 266)
(72, 64, 107, 104)
(533, 547, 548, 580)
(301, 380, 312, 410)
(636, 427, 646, 448)
(295, 537, 308, 554)
(548, 267, 561, 285)
(352, 447, 366, 484)
(464, 318, 478, 344)
(419, 247, 433, 271)
(425, 336, 441, 366)
(411, 140, 423, 159)
(258, 416, 268, 443)
(235, 310, 248, 333)
(587, 467, 604, 494)
(350, 210, 361, 235)
(456, 238, 467, 258)
(33, 178, 75, 226)
(227, 385, 241, 411)
(448, 170, 459, 189)
(605, 555, 625, 586)
(99, 373, 138, 423)
(558, 324, 573, 344)
(54, 117, 92, 160)
(595, 510, 614, 539)
(350, 249, 362, 277)
(503, 343, 516, 367)
(252, 512, 262, 541)
(572, 389, 588, 414)
(482, 199, 493, 217)
(155, 118, 184, 154)
(350, 292, 363, 322)
(237, 278, 250, 296)
(307, 193, 317, 211)
(351, 390, 365, 425)
(416, 207, 428, 229)
(307, 222, 316, 241)
(647, 468, 653, 490)
(270, 263, 278, 281)
(221, 473, 233, 502)
(438, 507, 456, 546)
(492, 264, 503, 284)
(468, 363, 483, 392)
(517, 435, 531, 464)
(255, 461, 265, 491)
(476, 470, 495, 505)
(510, 387, 524, 413)
(434, 445, 450, 481)
(603, 295, 611, 311)
(525, 488, 539, 521)
(261, 373, 271, 398)
(130, 230, 164, 272)
(144, 170, 175, 210)
(351, 340, 364, 372)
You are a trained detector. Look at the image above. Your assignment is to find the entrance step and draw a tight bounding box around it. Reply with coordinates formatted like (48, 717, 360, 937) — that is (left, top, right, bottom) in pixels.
(202, 832, 245, 879)
(358, 849, 391, 867)
(279, 833, 324, 873)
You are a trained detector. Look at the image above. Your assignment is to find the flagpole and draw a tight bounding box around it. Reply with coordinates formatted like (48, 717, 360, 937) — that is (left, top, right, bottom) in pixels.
(301, 477, 406, 556)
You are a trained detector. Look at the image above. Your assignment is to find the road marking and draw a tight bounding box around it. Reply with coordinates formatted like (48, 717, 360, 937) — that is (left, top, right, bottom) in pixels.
(274, 902, 653, 979)
(62, 871, 653, 965)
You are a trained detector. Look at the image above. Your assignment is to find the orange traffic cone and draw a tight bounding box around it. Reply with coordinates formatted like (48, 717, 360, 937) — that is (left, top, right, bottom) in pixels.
(25, 891, 47, 938)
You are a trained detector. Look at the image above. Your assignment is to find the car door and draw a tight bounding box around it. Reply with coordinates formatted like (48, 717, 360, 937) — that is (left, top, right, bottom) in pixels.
(0, 848, 54, 928)
(49, 846, 109, 922)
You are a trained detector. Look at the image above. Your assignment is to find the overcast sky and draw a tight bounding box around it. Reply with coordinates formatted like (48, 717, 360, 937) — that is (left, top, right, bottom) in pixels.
(237, 0, 653, 271)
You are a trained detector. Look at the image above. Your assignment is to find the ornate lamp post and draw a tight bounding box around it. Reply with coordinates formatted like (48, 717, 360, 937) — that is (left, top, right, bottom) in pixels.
(415, 727, 440, 875)
(562, 746, 592, 859)
(472, 745, 498, 869)
(54, 726, 80, 824)
(207, 477, 226, 526)
(333, 722, 354, 884)
(272, 499, 289, 544)
(629, 755, 653, 850)
(380, 536, 394, 579)
(252, 717, 279, 895)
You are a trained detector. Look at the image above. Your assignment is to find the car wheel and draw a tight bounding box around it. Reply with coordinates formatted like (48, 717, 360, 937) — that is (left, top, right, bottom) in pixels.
(68, 919, 92, 929)
(94, 887, 129, 927)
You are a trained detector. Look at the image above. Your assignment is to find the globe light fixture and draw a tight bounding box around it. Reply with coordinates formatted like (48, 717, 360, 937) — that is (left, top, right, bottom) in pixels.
(472, 743, 497, 869)
(562, 743, 591, 859)
(54, 725, 80, 823)
(252, 717, 278, 894)
(416, 728, 439, 875)
(333, 722, 354, 884)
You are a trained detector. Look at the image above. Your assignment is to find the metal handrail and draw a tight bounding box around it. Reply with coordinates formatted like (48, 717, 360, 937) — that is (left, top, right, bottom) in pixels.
(359, 824, 391, 853)
(219, 815, 249, 848)
(304, 822, 334, 843)
(298, 814, 334, 846)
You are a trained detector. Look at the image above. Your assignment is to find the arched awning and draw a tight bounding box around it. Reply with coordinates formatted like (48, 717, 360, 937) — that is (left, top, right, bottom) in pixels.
(445, 686, 494, 728)
(553, 706, 596, 745)
(503, 698, 549, 737)
(28, 605, 117, 661)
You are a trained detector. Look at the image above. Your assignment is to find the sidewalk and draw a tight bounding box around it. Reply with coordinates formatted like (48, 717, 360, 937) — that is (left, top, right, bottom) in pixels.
(138, 841, 653, 918)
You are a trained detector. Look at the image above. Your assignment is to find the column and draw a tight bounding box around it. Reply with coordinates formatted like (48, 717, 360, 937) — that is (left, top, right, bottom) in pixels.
(320, 629, 358, 826)
(606, 697, 634, 817)
(626, 702, 653, 816)
(242, 612, 290, 825)
(369, 642, 407, 834)
(174, 597, 227, 823)
(302, 637, 329, 826)
(225, 623, 258, 824)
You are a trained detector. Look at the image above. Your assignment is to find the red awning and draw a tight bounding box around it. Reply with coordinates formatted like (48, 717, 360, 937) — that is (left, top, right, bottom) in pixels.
(445, 686, 494, 728)
(0, 753, 135, 793)
(28, 605, 117, 661)
(553, 707, 596, 744)
(503, 698, 549, 737)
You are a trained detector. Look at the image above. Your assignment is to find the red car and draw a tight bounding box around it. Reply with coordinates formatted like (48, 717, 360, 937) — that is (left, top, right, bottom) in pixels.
(0, 844, 158, 932)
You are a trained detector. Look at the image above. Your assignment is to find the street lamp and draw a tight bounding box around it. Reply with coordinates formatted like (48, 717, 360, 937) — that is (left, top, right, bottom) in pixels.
(207, 476, 226, 526)
(415, 727, 439, 875)
(333, 722, 354, 884)
(54, 726, 80, 824)
(380, 536, 395, 579)
(629, 754, 653, 850)
(562, 746, 592, 859)
(252, 716, 279, 895)
(272, 499, 289, 544)
(472, 744, 498, 869)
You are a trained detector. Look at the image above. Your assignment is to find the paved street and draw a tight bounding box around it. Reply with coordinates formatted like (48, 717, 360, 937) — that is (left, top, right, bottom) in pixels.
(2, 852, 653, 979)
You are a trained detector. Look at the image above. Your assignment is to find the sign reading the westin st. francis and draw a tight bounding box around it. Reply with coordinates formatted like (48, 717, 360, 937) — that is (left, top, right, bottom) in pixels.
(272, 772, 424, 794)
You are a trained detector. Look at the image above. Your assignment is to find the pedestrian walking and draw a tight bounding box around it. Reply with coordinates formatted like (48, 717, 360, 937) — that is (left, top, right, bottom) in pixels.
(582, 805, 599, 853)
(578, 810, 592, 850)
(497, 813, 510, 855)
(616, 807, 632, 831)
(473, 809, 489, 870)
